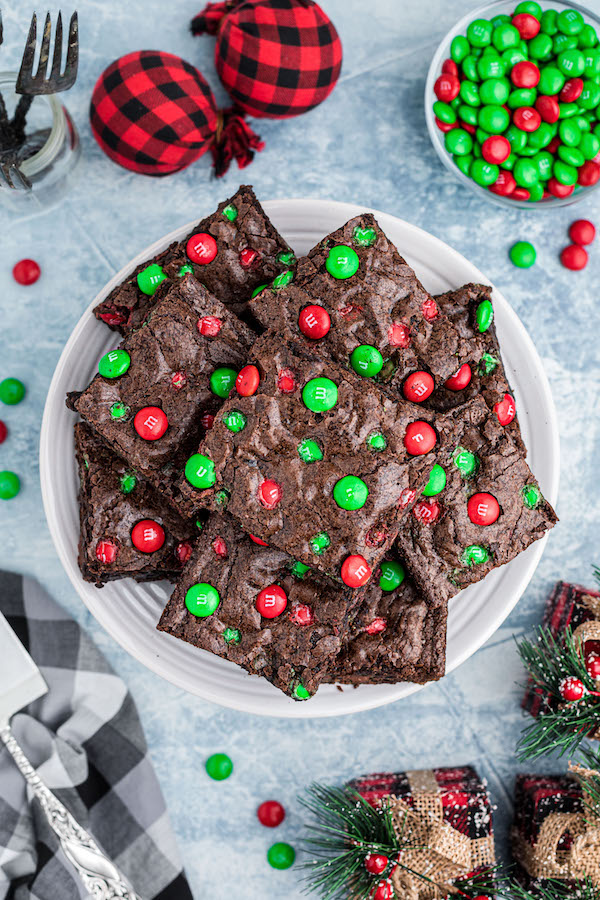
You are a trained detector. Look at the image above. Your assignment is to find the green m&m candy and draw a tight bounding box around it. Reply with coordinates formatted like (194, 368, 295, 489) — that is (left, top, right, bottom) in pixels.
(434, 100, 457, 124)
(222, 203, 238, 221)
(445, 128, 473, 156)
(0, 377, 25, 405)
(467, 19, 492, 48)
(98, 348, 131, 379)
(205, 752, 233, 780)
(185, 583, 220, 617)
(541, 9, 558, 35)
(557, 8, 584, 36)
(278, 250, 296, 266)
(292, 683, 310, 700)
(251, 284, 268, 298)
(558, 145, 584, 167)
(350, 345, 384, 377)
(478, 104, 510, 133)
(272, 270, 294, 289)
(455, 154, 474, 176)
(479, 77, 510, 105)
(185, 453, 216, 489)
(451, 35, 470, 64)
(302, 377, 338, 412)
(222, 627, 240, 644)
(210, 367, 237, 398)
(578, 80, 600, 110)
(470, 159, 499, 186)
(558, 49, 585, 77)
(0, 471, 20, 500)
(462, 56, 480, 82)
(379, 560, 405, 593)
(222, 409, 247, 433)
(553, 160, 578, 185)
(478, 352, 499, 375)
(478, 56, 507, 79)
(325, 245, 359, 279)
(333, 475, 368, 511)
(522, 483, 543, 509)
(137, 263, 167, 295)
(461, 544, 491, 566)
(514, 158, 539, 188)
(493, 23, 520, 51)
(310, 532, 330, 555)
(529, 33, 553, 61)
(509, 241, 536, 268)
(297, 438, 323, 463)
(453, 446, 479, 477)
(538, 66, 565, 95)
(267, 843, 295, 870)
(120, 472, 137, 494)
(178, 263, 194, 277)
(559, 119, 582, 146)
(110, 401, 130, 420)
(580, 132, 600, 160)
(290, 560, 311, 578)
(476, 299, 494, 332)
(579, 24, 598, 49)
(353, 224, 377, 246)
(460, 80, 481, 106)
(367, 432, 387, 452)
(423, 464, 446, 497)
(515, 0, 541, 15)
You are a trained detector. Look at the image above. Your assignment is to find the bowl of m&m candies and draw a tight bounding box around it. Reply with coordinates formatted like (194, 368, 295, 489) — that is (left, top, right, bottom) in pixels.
(426, 0, 600, 208)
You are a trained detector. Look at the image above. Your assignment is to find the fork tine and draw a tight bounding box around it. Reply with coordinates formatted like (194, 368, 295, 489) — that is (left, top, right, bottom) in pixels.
(0, 162, 15, 189)
(10, 163, 32, 191)
(64, 12, 79, 87)
(0, 11, 4, 46)
(16, 13, 38, 94)
(35, 12, 52, 82)
(50, 11, 63, 81)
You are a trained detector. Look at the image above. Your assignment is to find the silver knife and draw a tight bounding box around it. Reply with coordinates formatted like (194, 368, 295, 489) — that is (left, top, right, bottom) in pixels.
(0, 609, 142, 899)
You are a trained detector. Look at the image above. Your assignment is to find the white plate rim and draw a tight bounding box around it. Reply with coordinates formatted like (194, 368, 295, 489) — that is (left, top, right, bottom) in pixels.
(40, 198, 560, 718)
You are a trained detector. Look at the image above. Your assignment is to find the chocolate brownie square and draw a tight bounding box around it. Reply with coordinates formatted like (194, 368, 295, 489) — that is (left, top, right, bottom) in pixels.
(170, 329, 476, 584)
(247, 213, 480, 385)
(157, 515, 358, 698)
(396, 408, 558, 606)
(68, 274, 255, 496)
(75, 423, 196, 586)
(94, 185, 294, 333)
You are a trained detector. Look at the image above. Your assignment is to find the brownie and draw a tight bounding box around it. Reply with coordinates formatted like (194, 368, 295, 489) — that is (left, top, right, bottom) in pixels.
(248, 213, 481, 386)
(93, 185, 293, 333)
(157, 515, 358, 698)
(396, 408, 558, 606)
(68, 274, 255, 499)
(432, 283, 525, 451)
(170, 329, 478, 583)
(74, 423, 196, 586)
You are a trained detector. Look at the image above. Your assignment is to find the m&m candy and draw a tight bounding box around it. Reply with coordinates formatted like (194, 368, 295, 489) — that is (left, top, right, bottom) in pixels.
(236, 364, 260, 396)
(134, 407, 168, 440)
(186, 583, 221, 617)
(131, 519, 165, 552)
(257, 801, 285, 828)
(259, 479, 282, 509)
(569, 219, 595, 245)
(445, 364, 472, 391)
(187, 233, 218, 264)
(467, 493, 501, 526)
(0, 470, 20, 500)
(0, 421, 7, 444)
(560, 243, 588, 269)
(256, 584, 287, 618)
(0, 378, 25, 405)
(404, 421, 437, 455)
(205, 752, 233, 780)
(13, 258, 41, 285)
(403, 371, 434, 402)
(299, 305, 331, 339)
(341, 554, 372, 587)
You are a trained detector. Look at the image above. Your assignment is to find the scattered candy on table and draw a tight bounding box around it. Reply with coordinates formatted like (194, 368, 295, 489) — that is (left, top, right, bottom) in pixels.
(0, 471, 20, 500)
(0, 377, 26, 405)
(560, 242, 588, 268)
(0, 421, 7, 444)
(12, 258, 41, 285)
(509, 240, 536, 267)
(266, 842, 295, 870)
(205, 752, 233, 781)
(257, 801, 286, 828)
(433, 4, 600, 203)
(569, 217, 596, 244)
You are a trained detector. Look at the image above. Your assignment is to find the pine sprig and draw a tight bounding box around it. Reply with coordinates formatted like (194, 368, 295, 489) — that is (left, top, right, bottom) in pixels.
(299, 783, 498, 899)
(571, 745, 600, 823)
(517, 626, 600, 761)
(499, 876, 599, 899)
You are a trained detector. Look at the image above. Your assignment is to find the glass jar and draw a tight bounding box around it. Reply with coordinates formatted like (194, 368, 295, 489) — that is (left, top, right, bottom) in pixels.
(0, 71, 80, 210)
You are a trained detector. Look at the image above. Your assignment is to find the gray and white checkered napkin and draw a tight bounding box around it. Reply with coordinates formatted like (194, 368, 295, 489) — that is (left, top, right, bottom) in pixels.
(0, 571, 193, 900)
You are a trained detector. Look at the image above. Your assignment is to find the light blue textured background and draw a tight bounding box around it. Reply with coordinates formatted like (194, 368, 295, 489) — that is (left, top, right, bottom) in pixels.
(1, 1, 599, 897)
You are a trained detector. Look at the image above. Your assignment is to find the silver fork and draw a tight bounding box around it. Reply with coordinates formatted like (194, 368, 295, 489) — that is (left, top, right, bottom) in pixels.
(0, 155, 32, 190)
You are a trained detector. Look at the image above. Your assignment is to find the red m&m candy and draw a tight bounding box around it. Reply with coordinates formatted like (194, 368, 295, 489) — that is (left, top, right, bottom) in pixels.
(13, 258, 41, 285)
(467, 493, 500, 526)
(198, 316, 222, 336)
(434, 73, 460, 102)
(421, 298, 439, 321)
(511, 12, 540, 39)
(134, 407, 168, 440)
(236, 364, 260, 396)
(249, 534, 269, 546)
(239, 247, 259, 268)
(211, 536, 228, 558)
(511, 61, 540, 89)
(131, 519, 165, 553)
(578, 161, 600, 187)
(365, 617, 387, 635)
(494, 393, 516, 426)
(257, 801, 286, 828)
(404, 421, 437, 455)
(561, 245, 588, 270)
(569, 220, 596, 246)
(186, 233, 218, 264)
(0, 421, 6, 444)
(413, 499, 442, 524)
(535, 95, 560, 124)
(435, 117, 457, 133)
(560, 78, 584, 103)
(341, 554, 372, 587)
(298, 305, 331, 339)
(96, 540, 118, 563)
(489, 171, 516, 197)
(482, 135, 511, 165)
(175, 542, 193, 565)
(444, 364, 472, 392)
(200, 411, 215, 430)
(259, 479, 282, 509)
(289, 603, 314, 626)
(513, 107, 541, 133)
(403, 371, 434, 403)
(277, 368, 296, 393)
(256, 584, 287, 618)
(388, 323, 411, 348)
(547, 178, 574, 198)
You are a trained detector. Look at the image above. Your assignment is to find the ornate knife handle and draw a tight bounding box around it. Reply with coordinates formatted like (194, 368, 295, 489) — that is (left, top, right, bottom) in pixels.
(0, 722, 142, 900)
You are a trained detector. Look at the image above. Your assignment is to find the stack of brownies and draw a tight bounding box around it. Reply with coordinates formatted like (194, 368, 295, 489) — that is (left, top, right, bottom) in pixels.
(67, 185, 558, 700)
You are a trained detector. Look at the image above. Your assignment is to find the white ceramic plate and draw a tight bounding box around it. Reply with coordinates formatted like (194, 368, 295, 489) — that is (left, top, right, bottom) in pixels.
(40, 199, 560, 718)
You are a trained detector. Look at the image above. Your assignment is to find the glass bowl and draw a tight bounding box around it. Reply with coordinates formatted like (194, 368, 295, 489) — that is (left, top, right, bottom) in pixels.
(425, 0, 600, 210)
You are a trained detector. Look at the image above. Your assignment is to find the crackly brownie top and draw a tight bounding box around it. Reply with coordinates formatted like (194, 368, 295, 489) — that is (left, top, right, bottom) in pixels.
(247, 213, 481, 385)
(94, 185, 293, 333)
(157, 515, 358, 698)
(396, 410, 557, 606)
(74, 423, 196, 585)
(70, 274, 255, 483)
(170, 329, 478, 584)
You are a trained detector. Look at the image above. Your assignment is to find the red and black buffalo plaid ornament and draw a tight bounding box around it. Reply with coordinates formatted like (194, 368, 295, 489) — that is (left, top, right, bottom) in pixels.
(90, 50, 264, 177)
(191, 0, 342, 119)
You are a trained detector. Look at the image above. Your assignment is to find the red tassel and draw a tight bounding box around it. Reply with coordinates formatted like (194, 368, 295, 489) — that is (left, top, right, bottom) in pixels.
(191, 1, 236, 36)
(211, 108, 265, 177)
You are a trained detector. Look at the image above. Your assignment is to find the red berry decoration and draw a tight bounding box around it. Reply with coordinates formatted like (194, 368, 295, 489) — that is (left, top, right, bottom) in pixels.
(494, 393, 516, 426)
(134, 407, 168, 440)
(341, 555, 372, 588)
(413, 499, 442, 524)
(586, 652, 600, 680)
(211, 536, 228, 558)
(175, 541, 193, 565)
(512, 12, 540, 39)
(404, 421, 437, 455)
(513, 107, 541, 133)
(256, 584, 287, 618)
(467, 492, 500, 526)
(236, 364, 260, 396)
(298, 305, 331, 340)
(569, 220, 596, 246)
(421, 298, 439, 321)
(0, 421, 6, 444)
(259, 479, 282, 509)
(444, 363, 472, 392)
(403, 371, 434, 403)
(364, 853, 388, 875)
(560, 77, 584, 103)
(12, 258, 41, 285)
(535, 95, 560, 124)
(482, 135, 511, 165)
(289, 603, 314, 626)
(239, 247, 259, 269)
(257, 801, 285, 828)
(547, 178, 574, 199)
(365, 617, 387, 635)
(559, 676, 587, 702)
(511, 61, 540, 89)
(96, 540, 118, 564)
(388, 323, 411, 348)
(249, 534, 269, 547)
(489, 170, 516, 196)
(198, 315, 222, 336)
(561, 245, 588, 271)
(372, 880, 394, 900)
(131, 519, 166, 553)
(578, 161, 600, 187)
(277, 368, 297, 393)
(434, 73, 460, 102)
(186, 233, 218, 264)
